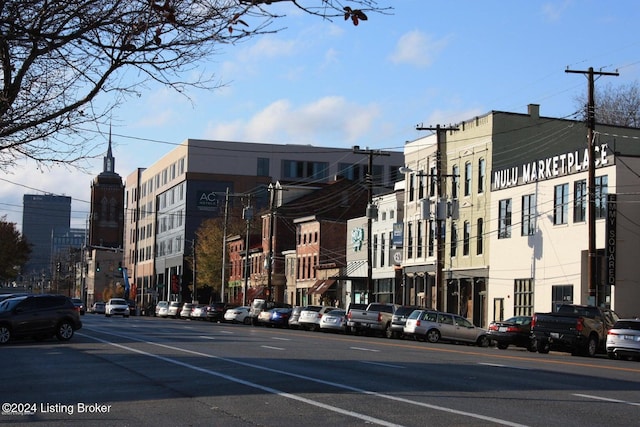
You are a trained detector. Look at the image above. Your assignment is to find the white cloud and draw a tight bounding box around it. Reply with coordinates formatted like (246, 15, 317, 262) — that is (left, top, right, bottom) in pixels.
(541, 0, 572, 22)
(388, 30, 450, 68)
(204, 96, 381, 145)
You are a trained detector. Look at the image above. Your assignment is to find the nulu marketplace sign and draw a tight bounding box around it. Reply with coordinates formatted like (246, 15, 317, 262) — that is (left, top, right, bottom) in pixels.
(492, 143, 610, 190)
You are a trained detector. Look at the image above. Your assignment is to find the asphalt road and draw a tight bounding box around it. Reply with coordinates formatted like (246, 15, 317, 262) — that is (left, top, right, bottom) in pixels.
(1, 314, 639, 427)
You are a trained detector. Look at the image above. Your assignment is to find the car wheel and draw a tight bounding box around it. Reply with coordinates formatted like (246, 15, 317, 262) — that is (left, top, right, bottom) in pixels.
(537, 340, 550, 354)
(426, 329, 441, 343)
(477, 336, 490, 347)
(0, 325, 11, 344)
(607, 351, 618, 360)
(125, 315, 130, 318)
(243, 317, 251, 325)
(56, 321, 74, 341)
(385, 324, 394, 339)
(497, 343, 509, 350)
(105, 314, 111, 317)
(584, 336, 598, 357)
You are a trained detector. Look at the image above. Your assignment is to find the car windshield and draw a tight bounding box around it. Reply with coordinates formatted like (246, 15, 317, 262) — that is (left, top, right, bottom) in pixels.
(110, 299, 126, 305)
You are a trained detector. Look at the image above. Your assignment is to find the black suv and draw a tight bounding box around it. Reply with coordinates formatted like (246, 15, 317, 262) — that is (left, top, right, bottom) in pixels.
(0, 294, 83, 344)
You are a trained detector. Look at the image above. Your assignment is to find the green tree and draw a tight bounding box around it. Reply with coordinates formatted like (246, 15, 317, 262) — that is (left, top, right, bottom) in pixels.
(194, 207, 260, 299)
(0, 0, 390, 171)
(0, 216, 31, 282)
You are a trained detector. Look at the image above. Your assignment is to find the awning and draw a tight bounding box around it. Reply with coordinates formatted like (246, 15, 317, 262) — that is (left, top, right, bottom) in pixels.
(309, 279, 336, 295)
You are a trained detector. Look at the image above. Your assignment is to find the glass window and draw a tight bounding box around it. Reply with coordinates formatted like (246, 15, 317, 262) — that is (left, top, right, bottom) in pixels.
(476, 218, 484, 255)
(498, 199, 512, 239)
(554, 184, 569, 225)
(464, 162, 472, 196)
(417, 221, 423, 258)
(514, 279, 534, 316)
(521, 194, 536, 236)
(463, 221, 470, 256)
(452, 165, 459, 199)
(257, 158, 270, 177)
(407, 222, 413, 259)
(451, 222, 457, 257)
(574, 180, 586, 223)
(478, 158, 485, 193)
(595, 175, 608, 219)
(428, 220, 435, 257)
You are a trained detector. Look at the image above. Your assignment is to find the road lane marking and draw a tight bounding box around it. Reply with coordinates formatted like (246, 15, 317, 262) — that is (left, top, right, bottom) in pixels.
(199, 336, 216, 340)
(80, 332, 402, 427)
(350, 346, 380, 352)
(261, 345, 285, 351)
(573, 393, 640, 406)
(80, 328, 529, 427)
(478, 362, 533, 371)
(272, 337, 291, 341)
(361, 361, 405, 369)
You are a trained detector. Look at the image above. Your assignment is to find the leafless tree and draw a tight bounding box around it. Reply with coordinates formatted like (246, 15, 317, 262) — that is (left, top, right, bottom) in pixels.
(0, 0, 390, 171)
(574, 80, 640, 128)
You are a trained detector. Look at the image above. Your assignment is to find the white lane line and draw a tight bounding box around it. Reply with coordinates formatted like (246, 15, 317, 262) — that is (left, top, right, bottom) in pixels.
(573, 393, 640, 406)
(272, 337, 291, 341)
(350, 346, 380, 352)
(261, 345, 285, 351)
(81, 328, 529, 427)
(199, 336, 216, 340)
(361, 361, 405, 369)
(80, 332, 402, 427)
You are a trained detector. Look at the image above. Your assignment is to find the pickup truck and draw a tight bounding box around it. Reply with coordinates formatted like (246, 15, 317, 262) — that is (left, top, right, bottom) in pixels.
(346, 303, 399, 336)
(531, 304, 619, 357)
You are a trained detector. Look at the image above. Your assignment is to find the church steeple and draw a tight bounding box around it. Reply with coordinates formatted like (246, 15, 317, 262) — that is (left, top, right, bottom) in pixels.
(104, 125, 115, 173)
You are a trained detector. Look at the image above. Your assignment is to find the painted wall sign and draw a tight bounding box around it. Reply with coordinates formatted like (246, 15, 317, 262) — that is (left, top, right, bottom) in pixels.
(492, 143, 610, 190)
(392, 222, 404, 247)
(606, 193, 616, 286)
(351, 227, 364, 251)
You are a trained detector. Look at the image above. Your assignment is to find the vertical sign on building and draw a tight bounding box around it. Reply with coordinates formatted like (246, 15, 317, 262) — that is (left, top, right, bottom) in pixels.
(606, 194, 616, 287)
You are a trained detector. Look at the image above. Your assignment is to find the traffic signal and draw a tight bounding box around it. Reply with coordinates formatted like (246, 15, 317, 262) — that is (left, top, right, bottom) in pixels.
(96, 262, 101, 272)
(56, 262, 61, 273)
(118, 262, 122, 271)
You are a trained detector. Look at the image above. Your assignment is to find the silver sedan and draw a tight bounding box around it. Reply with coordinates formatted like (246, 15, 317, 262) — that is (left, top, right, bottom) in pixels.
(319, 309, 346, 333)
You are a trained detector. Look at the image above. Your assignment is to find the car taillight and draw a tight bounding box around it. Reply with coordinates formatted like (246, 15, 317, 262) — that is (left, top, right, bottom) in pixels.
(377, 312, 382, 322)
(506, 326, 520, 332)
(416, 320, 421, 327)
(576, 317, 584, 332)
(488, 324, 498, 331)
(608, 330, 618, 336)
(531, 315, 537, 329)
(347, 312, 352, 320)
(317, 313, 323, 318)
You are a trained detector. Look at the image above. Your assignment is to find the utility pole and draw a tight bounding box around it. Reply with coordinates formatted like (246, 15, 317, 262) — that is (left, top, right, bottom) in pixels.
(242, 196, 253, 307)
(220, 188, 230, 303)
(353, 146, 391, 302)
(416, 124, 458, 311)
(566, 67, 618, 306)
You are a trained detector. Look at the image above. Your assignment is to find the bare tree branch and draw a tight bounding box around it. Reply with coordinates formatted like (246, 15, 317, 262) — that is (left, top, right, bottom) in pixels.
(0, 0, 391, 171)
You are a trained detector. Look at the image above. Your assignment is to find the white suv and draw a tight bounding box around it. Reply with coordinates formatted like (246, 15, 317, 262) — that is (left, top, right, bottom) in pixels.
(105, 298, 130, 318)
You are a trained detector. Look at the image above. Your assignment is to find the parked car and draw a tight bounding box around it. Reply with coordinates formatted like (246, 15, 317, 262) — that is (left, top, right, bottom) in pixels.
(487, 316, 536, 351)
(288, 306, 304, 329)
(606, 318, 640, 360)
(319, 309, 347, 333)
(299, 306, 333, 331)
(105, 298, 130, 318)
(346, 303, 399, 336)
(257, 308, 275, 326)
(91, 301, 105, 314)
(167, 301, 183, 318)
(404, 310, 490, 347)
(224, 306, 251, 324)
(249, 299, 291, 325)
(190, 304, 208, 320)
(155, 301, 169, 317)
(71, 299, 85, 315)
(206, 303, 234, 322)
(126, 299, 137, 315)
(269, 307, 293, 328)
(71, 298, 85, 315)
(0, 294, 82, 344)
(531, 304, 619, 356)
(180, 303, 195, 319)
(388, 305, 419, 339)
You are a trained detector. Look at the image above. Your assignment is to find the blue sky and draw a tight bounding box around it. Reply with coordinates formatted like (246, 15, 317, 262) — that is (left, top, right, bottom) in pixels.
(1, 0, 639, 229)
